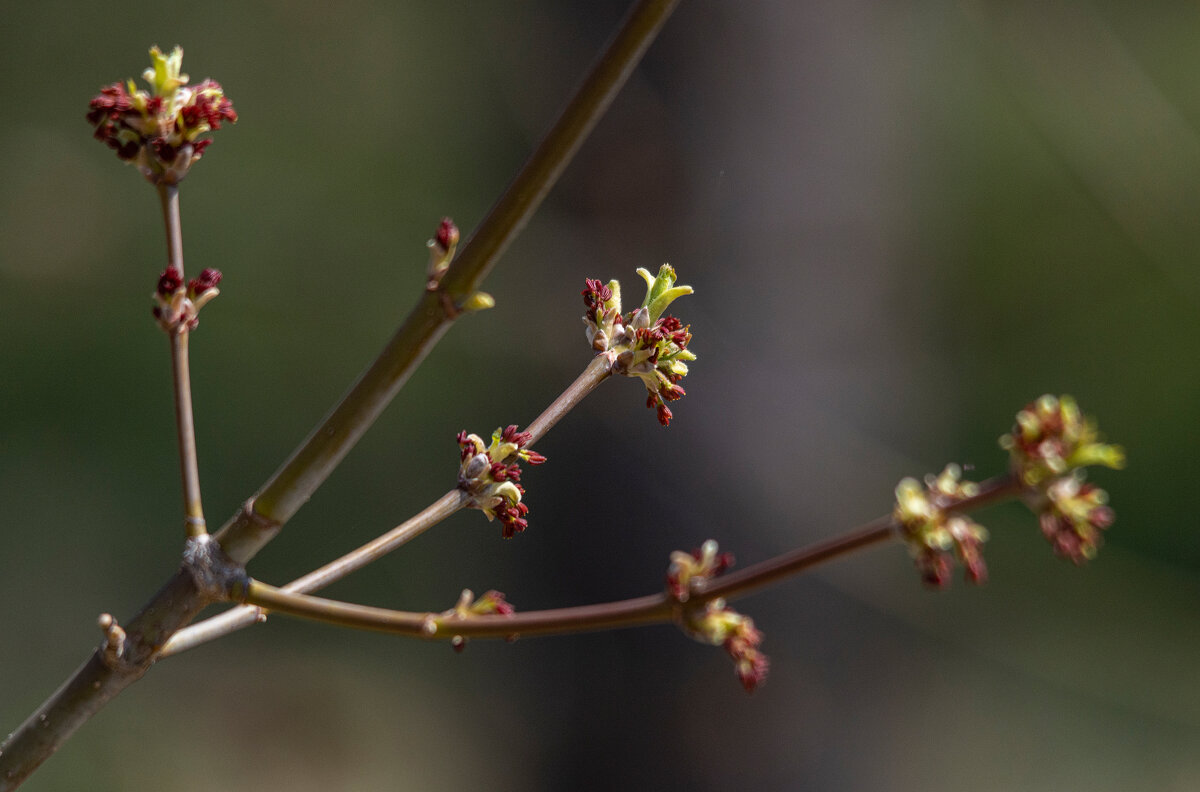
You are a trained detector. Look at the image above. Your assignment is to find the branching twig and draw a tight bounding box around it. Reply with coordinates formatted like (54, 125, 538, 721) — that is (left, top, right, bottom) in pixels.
(162, 353, 615, 656)
(230, 473, 1023, 643)
(0, 5, 676, 786)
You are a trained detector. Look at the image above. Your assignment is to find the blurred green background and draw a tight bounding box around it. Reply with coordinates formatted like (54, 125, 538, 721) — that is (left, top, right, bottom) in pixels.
(2, 1, 1198, 789)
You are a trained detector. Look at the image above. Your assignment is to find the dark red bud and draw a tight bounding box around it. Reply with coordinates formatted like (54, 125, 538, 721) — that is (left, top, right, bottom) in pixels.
(188, 268, 222, 296)
(157, 267, 183, 296)
(436, 217, 459, 251)
(151, 137, 177, 162)
(483, 590, 516, 616)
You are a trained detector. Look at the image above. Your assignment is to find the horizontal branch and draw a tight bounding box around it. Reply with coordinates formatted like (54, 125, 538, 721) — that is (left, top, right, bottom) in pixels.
(235, 472, 1026, 645)
(241, 579, 673, 640)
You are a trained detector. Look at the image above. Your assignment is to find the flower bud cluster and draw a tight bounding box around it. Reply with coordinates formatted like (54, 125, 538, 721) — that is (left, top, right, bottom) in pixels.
(1000, 395, 1124, 564)
(456, 425, 547, 538)
(893, 465, 989, 588)
(666, 539, 735, 602)
(680, 598, 769, 693)
(1000, 395, 1125, 487)
(153, 266, 222, 333)
(86, 46, 237, 184)
(442, 588, 516, 652)
(666, 540, 768, 692)
(582, 264, 697, 426)
(1038, 474, 1115, 563)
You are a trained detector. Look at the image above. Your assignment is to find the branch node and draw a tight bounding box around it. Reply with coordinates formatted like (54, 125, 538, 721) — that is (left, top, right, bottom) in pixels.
(182, 534, 249, 602)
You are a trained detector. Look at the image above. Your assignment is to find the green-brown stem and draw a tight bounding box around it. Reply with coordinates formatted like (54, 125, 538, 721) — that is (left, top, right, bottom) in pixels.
(170, 331, 206, 537)
(702, 471, 1021, 602)
(158, 183, 184, 279)
(524, 353, 613, 445)
(159, 184, 207, 537)
(161, 355, 614, 656)
(233, 473, 1024, 643)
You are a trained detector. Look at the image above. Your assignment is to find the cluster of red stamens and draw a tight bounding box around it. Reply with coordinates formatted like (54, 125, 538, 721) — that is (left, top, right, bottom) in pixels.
(582, 266, 696, 427)
(456, 425, 546, 538)
(86, 46, 236, 184)
(152, 266, 222, 332)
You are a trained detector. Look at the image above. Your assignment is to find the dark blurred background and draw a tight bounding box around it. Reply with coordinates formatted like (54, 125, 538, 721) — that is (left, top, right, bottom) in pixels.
(2, 1, 1198, 789)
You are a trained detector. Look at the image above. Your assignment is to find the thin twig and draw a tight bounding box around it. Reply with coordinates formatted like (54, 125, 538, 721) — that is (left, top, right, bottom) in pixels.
(702, 471, 1022, 602)
(158, 184, 207, 537)
(231, 474, 1025, 644)
(169, 331, 206, 537)
(162, 355, 615, 656)
(159, 183, 184, 278)
(524, 354, 613, 445)
(241, 579, 672, 640)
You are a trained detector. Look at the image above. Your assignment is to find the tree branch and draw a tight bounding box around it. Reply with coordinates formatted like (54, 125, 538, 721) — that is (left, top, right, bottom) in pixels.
(230, 473, 1024, 645)
(161, 353, 614, 656)
(0, 4, 678, 785)
(214, 0, 682, 566)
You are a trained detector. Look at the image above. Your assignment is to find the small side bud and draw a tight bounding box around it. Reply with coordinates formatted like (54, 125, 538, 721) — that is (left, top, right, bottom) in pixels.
(461, 291, 495, 312)
(666, 539, 735, 602)
(441, 588, 516, 653)
(157, 267, 183, 296)
(152, 266, 221, 333)
(675, 597, 768, 693)
(1036, 473, 1115, 564)
(97, 613, 126, 667)
(427, 217, 460, 287)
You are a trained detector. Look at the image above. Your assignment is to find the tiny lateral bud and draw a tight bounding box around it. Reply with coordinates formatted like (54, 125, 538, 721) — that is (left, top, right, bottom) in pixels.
(436, 217, 459, 251)
(157, 267, 183, 296)
(188, 267, 222, 296)
(462, 291, 495, 312)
